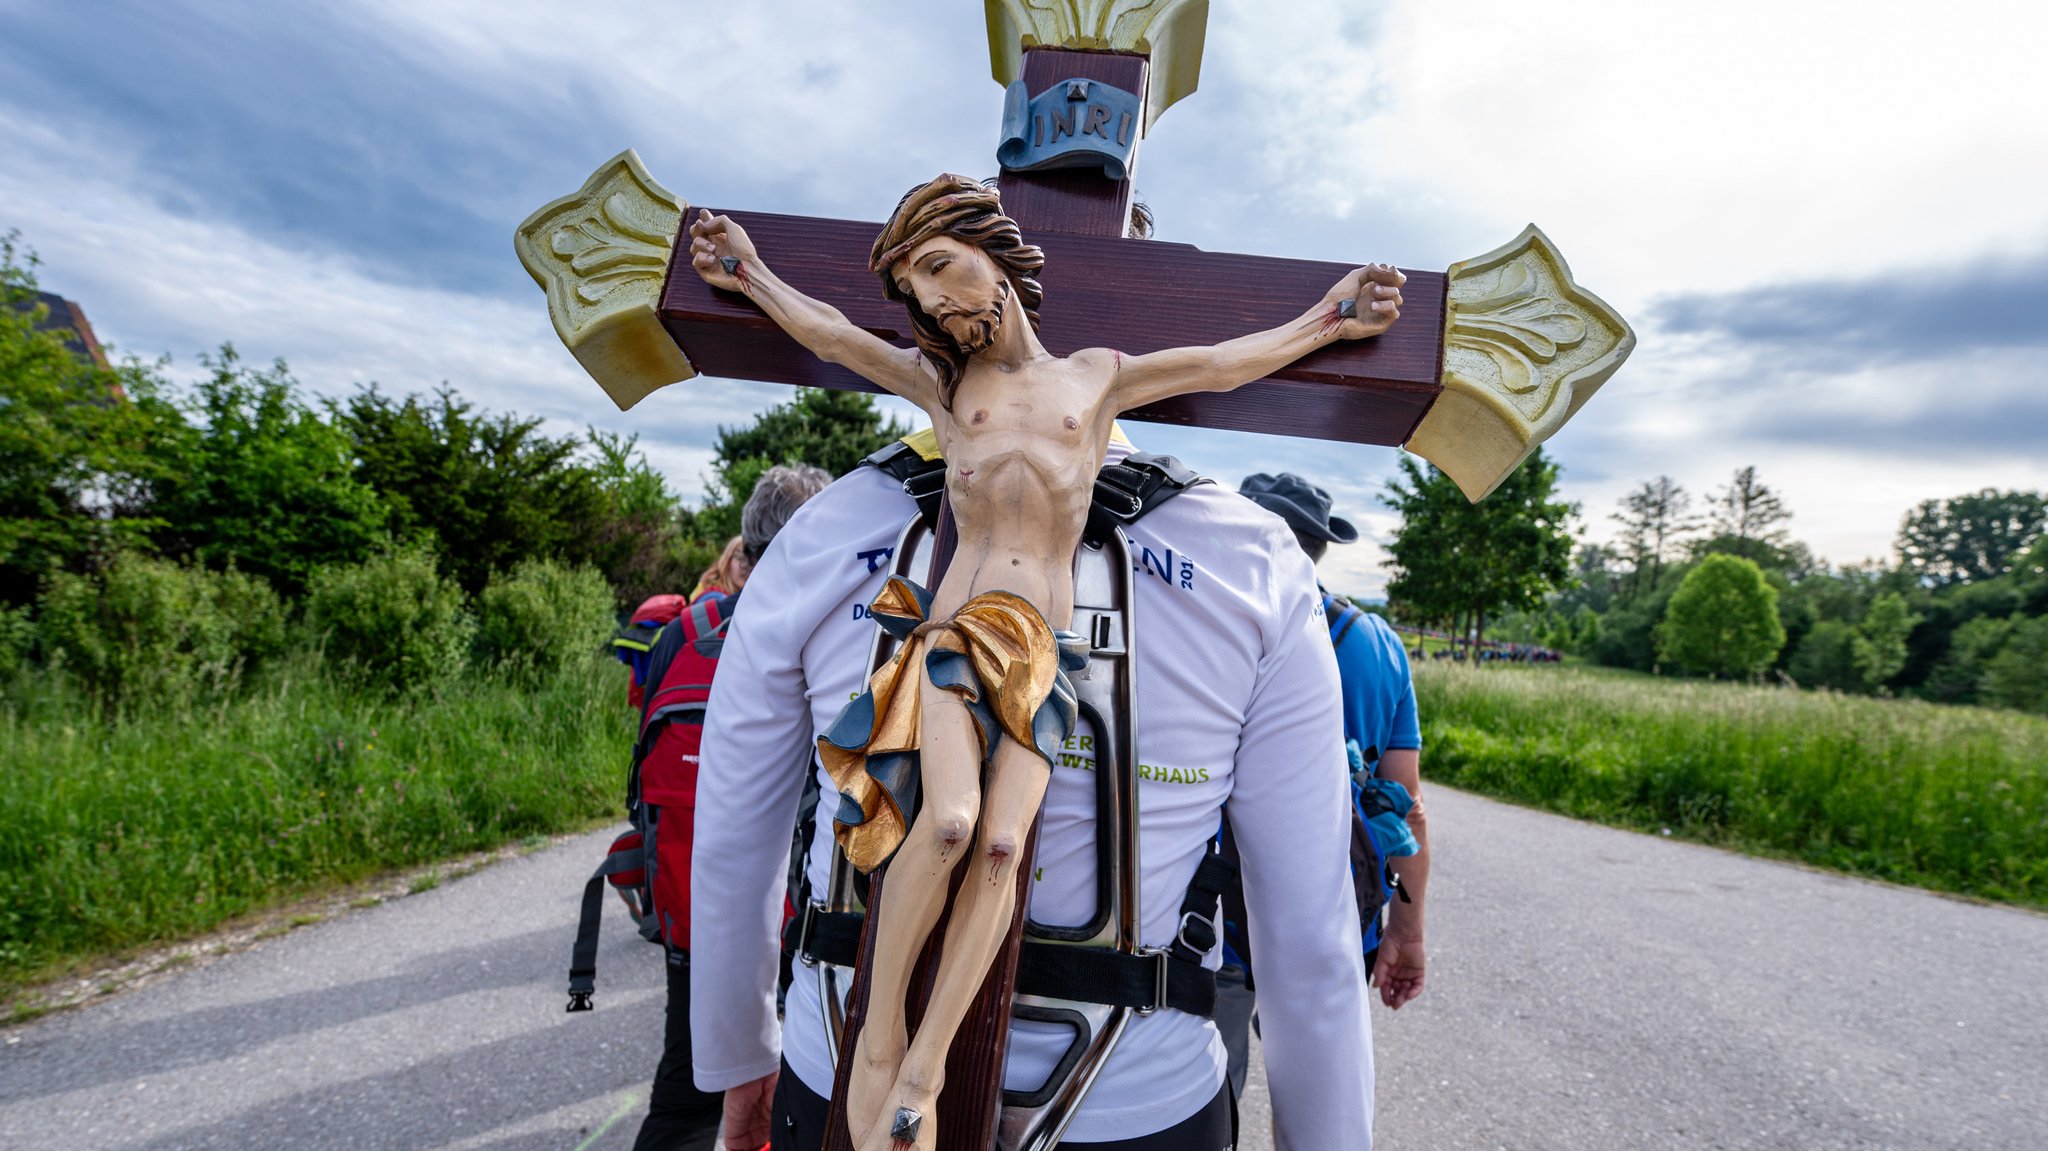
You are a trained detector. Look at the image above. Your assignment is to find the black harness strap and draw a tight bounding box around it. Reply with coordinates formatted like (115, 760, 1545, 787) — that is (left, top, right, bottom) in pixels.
(1084, 451, 1211, 544)
(862, 440, 947, 531)
(863, 442, 1211, 543)
(788, 846, 1237, 1018)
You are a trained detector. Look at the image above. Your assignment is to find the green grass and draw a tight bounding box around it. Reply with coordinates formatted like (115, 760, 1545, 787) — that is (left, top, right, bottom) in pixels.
(1417, 662, 2048, 907)
(0, 651, 631, 993)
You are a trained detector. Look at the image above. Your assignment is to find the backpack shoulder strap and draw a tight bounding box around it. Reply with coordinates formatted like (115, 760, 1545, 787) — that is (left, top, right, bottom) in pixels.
(861, 439, 948, 531)
(1327, 594, 1365, 649)
(1084, 451, 1213, 543)
(686, 595, 731, 658)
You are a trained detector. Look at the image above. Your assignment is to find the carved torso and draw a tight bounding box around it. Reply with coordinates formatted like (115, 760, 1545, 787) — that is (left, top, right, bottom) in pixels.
(929, 353, 1117, 628)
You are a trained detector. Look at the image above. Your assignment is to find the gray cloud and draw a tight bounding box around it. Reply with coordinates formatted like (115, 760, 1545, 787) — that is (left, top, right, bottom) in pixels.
(1649, 251, 2048, 371)
(0, 1, 603, 298)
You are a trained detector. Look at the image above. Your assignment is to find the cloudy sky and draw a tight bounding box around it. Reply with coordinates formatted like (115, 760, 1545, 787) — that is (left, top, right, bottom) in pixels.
(5, 0, 2045, 595)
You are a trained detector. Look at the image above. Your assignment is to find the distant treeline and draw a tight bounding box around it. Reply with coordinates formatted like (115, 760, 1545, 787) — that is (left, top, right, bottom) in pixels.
(1484, 467, 2047, 714)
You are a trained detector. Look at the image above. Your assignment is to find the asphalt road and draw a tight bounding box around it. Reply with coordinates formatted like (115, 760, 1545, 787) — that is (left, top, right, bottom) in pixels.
(5, 788, 2045, 1150)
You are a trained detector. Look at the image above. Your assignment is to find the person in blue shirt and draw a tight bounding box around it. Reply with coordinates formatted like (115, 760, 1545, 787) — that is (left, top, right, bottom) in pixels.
(1205, 474, 1432, 1100)
(1238, 472, 1429, 1009)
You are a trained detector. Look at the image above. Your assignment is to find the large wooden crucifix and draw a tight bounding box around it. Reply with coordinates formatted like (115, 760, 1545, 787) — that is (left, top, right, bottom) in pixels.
(519, 4, 1633, 1149)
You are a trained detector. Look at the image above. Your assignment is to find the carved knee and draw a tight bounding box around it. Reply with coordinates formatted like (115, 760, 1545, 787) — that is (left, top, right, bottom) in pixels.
(926, 811, 975, 855)
(982, 833, 1019, 877)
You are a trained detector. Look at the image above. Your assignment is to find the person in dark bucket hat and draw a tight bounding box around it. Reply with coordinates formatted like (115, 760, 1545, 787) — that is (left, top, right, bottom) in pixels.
(1239, 472, 1359, 560)
(1215, 470, 1433, 1104)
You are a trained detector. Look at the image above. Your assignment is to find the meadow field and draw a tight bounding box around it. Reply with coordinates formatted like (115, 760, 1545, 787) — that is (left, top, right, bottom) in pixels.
(1416, 662, 2048, 907)
(0, 652, 630, 997)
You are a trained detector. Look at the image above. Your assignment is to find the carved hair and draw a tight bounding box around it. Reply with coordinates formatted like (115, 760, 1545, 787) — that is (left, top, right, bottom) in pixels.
(870, 174, 1045, 412)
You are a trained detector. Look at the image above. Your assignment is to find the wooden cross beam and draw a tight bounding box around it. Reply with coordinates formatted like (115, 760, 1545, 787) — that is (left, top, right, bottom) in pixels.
(517, 25, 1632, 500)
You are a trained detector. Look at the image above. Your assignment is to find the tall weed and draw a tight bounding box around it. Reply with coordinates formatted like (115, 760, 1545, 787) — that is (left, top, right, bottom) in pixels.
(0, 648, 630, 990)
(1416, 663, 2048, 906)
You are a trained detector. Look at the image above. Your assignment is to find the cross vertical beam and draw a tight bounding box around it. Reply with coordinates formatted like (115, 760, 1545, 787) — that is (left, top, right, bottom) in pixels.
(998, 49, 1150, 236)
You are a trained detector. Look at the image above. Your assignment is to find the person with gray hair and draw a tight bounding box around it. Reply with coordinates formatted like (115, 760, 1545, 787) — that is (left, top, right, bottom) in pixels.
(631, 461, 831, 1151)
(742, 464, 833, 567)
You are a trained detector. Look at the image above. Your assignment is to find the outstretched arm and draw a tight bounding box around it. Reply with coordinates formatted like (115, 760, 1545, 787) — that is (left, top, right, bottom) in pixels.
(688, 211, 941, 413)
(1106, 264, 1405, 411)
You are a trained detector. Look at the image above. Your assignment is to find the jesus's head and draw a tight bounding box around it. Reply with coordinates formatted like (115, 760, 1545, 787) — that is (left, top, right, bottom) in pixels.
(871, 175, 1045, 412)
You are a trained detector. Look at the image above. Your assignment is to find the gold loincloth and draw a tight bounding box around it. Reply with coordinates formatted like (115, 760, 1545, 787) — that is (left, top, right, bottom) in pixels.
(817, 576, 1078, 872)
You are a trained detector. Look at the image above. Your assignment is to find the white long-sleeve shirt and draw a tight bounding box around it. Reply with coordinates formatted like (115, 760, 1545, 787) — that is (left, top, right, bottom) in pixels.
(690, 448, 1373, 1147)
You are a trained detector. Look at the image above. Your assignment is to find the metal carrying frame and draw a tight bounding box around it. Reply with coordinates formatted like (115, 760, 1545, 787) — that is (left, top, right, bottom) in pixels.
(803, 513, 1148, 1151)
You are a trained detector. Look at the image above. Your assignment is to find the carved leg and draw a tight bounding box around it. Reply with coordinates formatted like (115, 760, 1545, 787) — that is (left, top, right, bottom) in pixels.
(846, 686, 984, 1142)
(859, 735, 1050, 1151)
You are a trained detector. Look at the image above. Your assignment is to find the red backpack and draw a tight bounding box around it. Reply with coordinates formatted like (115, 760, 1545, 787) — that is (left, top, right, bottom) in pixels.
(567, 594, 729, 1010)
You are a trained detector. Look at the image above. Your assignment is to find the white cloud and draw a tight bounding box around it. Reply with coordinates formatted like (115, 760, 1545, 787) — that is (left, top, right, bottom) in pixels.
(0, 110, 782, 502)
(7, 0, 2045, 572)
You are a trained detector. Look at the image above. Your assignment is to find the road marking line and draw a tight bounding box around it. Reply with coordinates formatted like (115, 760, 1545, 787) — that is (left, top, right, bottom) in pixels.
(571, 1090, 642, 1151)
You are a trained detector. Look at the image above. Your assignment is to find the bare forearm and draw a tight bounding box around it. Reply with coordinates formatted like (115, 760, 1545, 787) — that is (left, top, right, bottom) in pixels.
(1117, 304, 1339, 408)
(1379, 749, 1429, 938)
(730, 259, 868, 367)
(1196, 305, 1346, 392)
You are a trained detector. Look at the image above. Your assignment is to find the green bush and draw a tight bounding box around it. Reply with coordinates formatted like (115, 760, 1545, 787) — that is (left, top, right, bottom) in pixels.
(34, 554, 285, 705)
(306, 547, 472, 694)
(474, 559, 615, 681)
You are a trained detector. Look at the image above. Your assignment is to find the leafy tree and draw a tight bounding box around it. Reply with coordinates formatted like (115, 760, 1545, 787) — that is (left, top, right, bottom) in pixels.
(151, 348, 389, 597)
(0, 233, 185, 604)
(1896, 488, 2047, 586)
(1707, 465, 1792, 546)
(1657, 553, 1785, 678)
(334, 386, 608, 595)
(1383, 447, 1576, 644)
(1982, 616, 2048, 714)
(1787, 620, 1868, 693)
(688, 388, 907, 545)
(581, 429, 715, 610)
(2013, 535, 2048, 618)
(1920, 614, 2014, 705)
(1856, 591, 1919, 689)
(1610, 476, 1702, 599)
(1555, 541, 1625, 615)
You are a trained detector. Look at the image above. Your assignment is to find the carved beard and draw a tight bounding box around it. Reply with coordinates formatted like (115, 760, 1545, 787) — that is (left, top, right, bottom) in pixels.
(949, 279, 1010, 356)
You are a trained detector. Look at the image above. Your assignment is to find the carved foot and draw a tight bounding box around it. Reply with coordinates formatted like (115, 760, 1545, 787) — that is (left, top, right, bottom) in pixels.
(856, 1078, 940, 1151)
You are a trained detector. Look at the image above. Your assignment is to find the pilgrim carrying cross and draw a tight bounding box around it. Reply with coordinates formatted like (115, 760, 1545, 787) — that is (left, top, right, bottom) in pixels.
(519, 4, 1632, 1148)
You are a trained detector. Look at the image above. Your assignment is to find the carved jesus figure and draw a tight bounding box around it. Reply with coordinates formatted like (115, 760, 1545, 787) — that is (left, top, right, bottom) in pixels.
(688, 175, 1402, 1151)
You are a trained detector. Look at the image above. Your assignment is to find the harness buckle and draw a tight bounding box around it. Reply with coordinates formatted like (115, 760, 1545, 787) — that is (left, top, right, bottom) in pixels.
(1175, 909, 1218, 957)
(795, 900, 825, 968)
(1134, 947, 1170, 1016)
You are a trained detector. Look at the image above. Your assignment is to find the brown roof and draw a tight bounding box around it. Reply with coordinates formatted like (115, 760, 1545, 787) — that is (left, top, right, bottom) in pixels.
(30, 291, 111, 369)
